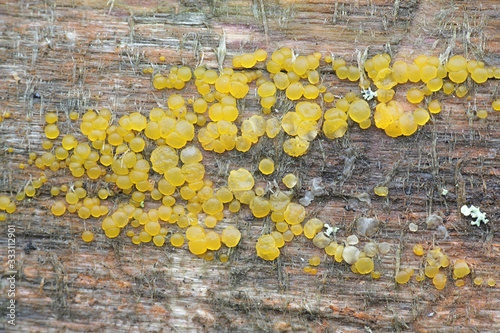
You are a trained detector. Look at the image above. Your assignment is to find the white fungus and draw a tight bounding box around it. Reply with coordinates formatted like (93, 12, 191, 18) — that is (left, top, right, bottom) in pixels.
(342, 245, 360, 264)
(378, 242, 391, 255)
(346, 235, 359, 245)
(461, 205, 489, 227)
(356, 217, 379, 236)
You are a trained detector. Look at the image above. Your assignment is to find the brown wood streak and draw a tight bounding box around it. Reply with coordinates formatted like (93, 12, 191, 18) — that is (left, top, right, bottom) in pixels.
(0, 0, 499, 332)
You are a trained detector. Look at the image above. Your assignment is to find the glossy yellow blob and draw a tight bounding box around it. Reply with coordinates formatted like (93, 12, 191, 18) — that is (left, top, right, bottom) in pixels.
(492, 100, 500, 111)
(425, 265, 439, 278)
(221, 226, 241, 247)
(250, 197, 271, 218)
(426, 77, 443, 92)
(228, 168, 254, 192)
(374, 186, 388, 197)
(355, 257, 374, 274)
(413, 108, 429, 126)
(256, 234, 280, 261)
(428, 100, 442, 114)
(82, 231, 94, 242)
(348, 100, 371, 123)
(259, 158, 275, 175)
(45, 124, 60, 139)
(453, 260, 470, 278)
(51, 201, 66, 216)
(473, 277, 483, 285)
(433, 272, 447, 290)
(407, 89, 424, 103)
(399, 113, 417, 136)
(286, 82, 304, 100)
(413, 244, 424, 256)
(303, 218, 324, 239)
(170, 233, 184, 247)
(308, 255, 320, 266)
(395, 270, 410, 284)
(282, 173, 298, 188)
(477, 110, 488, 119)
(284, 203, 305, 225)
(447, 55, 467, 72)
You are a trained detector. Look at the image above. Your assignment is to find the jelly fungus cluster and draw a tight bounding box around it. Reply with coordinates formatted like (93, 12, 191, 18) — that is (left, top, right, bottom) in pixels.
(397, 243, 496, 289)
(2, 47, 498, 288)
(146, 48, 500, 154)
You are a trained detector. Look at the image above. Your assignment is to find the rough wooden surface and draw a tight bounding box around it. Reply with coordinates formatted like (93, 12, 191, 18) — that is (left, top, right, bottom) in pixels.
(0, 0, 499, 332)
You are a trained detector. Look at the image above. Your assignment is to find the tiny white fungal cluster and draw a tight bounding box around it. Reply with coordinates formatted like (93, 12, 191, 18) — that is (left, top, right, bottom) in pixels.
(460, 205, 489, 227)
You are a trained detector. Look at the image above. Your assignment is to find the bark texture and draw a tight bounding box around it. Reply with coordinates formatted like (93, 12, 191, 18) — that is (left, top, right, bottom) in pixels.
(0, 0, 499, 332)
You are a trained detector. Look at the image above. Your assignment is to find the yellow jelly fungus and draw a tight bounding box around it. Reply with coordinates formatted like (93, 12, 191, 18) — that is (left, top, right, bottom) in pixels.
(355, 257, 374, 274)
(413, 244, 424, 256)
(290, 224, 303, 236)
(456, 85, 468, 97)
(428, 100, 442, 114)
(303, 218, 324, 239)
(413, 108, 430, 126)
(374, 186, 388, 197)
(51, 201, 66, 216)
(425, 265, 439, 278)
(249, 196, 271, 218)
(453, 260, 470, 278)
(256, 234, 280, 261)
(254, 49, 267, 62)
(283, 137, 310, 157)
(189, 238, 207, 255)
(395, 270, 410, 284)
(0, 196, 12, 210)
(6, 50, 500, 271)
(170, 233, 184, 247)
(487, 278, 496, 287)
(82, 230, 94, 242)
(45, 124, 60, 139)
(493, 99, 500, 111)
(254, 186, 266, 197)
(477, 110, 488, 119)
(324, 242, 337, 256)
(433, 272, 447, 290)
(228, 168, 254, 192)
(309, 255, 320, 266)
(407, 88, 424, 103)
(440, 255, 450, 268)
(69, 111, 79, 120)
(286, 82, 304, 100)
(282, 173, 298, 188)
(284, 203, 305, 225)
(259, 158, 275, 175)
(348, 100, 370, 123)
(283, 230, 294, 242)
(221, 226, 241, 247)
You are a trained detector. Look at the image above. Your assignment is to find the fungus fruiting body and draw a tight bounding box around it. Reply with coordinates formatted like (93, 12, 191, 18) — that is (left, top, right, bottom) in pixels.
(1, 45, 497, 293)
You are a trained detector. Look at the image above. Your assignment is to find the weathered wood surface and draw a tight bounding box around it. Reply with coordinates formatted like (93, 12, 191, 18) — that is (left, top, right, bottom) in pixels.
(0, 0, 499, 332)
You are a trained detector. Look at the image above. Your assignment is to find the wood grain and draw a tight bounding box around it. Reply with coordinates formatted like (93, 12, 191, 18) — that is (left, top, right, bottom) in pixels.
(0, 0, 499, 332)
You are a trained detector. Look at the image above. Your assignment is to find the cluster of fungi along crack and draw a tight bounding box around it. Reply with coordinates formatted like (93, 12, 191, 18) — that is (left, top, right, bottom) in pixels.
(0, 47, 498, 288)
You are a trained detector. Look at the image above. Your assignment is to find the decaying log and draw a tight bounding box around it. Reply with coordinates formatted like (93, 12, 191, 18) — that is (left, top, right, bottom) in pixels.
(0, 1, 499, 332)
